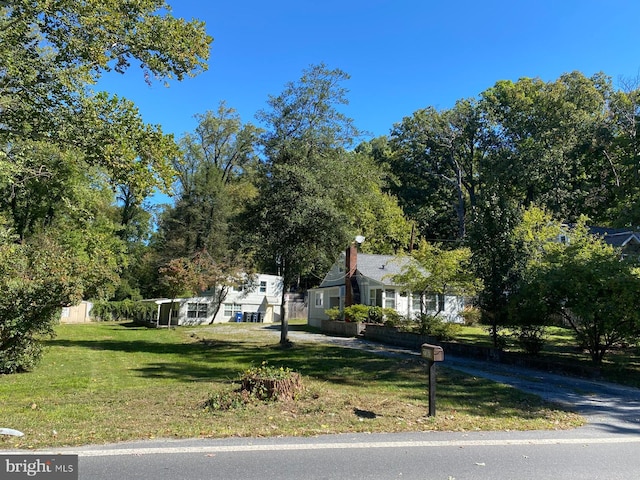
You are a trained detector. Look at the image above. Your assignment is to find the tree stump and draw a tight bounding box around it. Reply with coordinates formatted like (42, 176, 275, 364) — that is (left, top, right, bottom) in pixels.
(241, 372, 303, 401)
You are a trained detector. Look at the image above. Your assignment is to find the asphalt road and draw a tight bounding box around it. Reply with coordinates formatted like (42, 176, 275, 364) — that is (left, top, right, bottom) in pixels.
(3, 327, 640, 479)
(25, 430, 640, 480)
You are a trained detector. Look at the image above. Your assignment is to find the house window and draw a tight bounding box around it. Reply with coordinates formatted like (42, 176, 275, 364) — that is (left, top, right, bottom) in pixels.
(425, 295, 437, 312)
(259, 281, 267, 293)
(223, 303, 242, 317)
(187, 302, 208, 319)
(412, 293, 421, 312)
(232, 284, 244, 292)
(315, 292, 324, 307)
(425, 294, 445, 313)
(384, 289, 396, 309)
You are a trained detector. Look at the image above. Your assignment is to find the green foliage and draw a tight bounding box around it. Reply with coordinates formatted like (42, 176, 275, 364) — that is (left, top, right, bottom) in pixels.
(512, 325, 548, 356)
(250, 64, 362, 344)
(367, 306, 384, 324)
(0, 235, 84, 373)
(325, 305, 398, 324)
(91, 301, 157, 322)
(414, 314, 461, 340)
(203, 390, 249, 412)
(0, 1, 211, 373)
(510, 213, 640, 365)
(381, 308, 404, 326)
(324, 307, 343, 321)
(336, 149, 413, 254)
(388, 99, 486, 240)
(157, 102, 262, 260)
(343, 304, 371, 323)
(467, 191, 522, 347)
(392, 240, 481, 317)
(243, 362, 295, 381)
(460, 307, 481, 326)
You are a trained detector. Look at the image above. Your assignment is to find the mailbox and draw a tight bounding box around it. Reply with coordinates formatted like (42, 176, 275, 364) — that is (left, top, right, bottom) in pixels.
(421, 344, 444, 362)
(421, 343, 444, 417)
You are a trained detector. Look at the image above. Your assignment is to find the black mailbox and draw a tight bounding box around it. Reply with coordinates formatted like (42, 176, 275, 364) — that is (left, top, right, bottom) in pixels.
(421, 343, 444, 417)
(421, 344, 444, 362)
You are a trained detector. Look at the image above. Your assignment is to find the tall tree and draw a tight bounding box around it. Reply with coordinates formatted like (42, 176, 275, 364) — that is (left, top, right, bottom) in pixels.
(467, 189, 523, 348)
(252, 64, 360, 345)
(157, 103, 261, 260)
(480, 72, 612, 222)
(388, 99, 488, 241)
(599, 80, 640, 226)
(335, 148, 413, 254)
(0, 0, 211, 372)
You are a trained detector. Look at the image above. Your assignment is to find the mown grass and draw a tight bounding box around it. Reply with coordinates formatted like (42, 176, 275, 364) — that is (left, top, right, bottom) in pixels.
(0, 322, 583, 449)
(453, 325, 640, 387)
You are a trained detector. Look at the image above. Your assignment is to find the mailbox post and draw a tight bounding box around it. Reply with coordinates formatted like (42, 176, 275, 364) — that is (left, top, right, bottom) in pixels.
(421, 343, 444, 417)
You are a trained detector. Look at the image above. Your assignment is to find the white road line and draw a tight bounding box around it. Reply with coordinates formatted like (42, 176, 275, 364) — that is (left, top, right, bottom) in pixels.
(9, 436, 640, 457)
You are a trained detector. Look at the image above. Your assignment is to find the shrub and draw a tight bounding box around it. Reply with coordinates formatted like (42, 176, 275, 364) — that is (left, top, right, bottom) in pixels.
(203, 390, 249, 411)
(343, 304, 370, 323)
(415, 314, 461, 341)
(367, 306, 384, 323)
(324, 307, 343, 321)
(0, 235, 83, 373)
(460, 306, 481, 326)
(382, 308, 404, 326)
(512, 325, 547, 355)
(91, 300, 157, 322)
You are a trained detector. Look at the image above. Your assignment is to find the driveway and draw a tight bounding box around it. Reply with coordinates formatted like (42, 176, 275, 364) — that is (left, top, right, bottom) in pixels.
(275, 327, 640, 436)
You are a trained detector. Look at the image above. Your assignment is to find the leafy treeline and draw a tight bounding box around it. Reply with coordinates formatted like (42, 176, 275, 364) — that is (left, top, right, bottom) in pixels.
(0, 0, 211, 372)
(380, 72, 640, 363)
(3, 1, 640, 371)
(385, 72, 640, 242)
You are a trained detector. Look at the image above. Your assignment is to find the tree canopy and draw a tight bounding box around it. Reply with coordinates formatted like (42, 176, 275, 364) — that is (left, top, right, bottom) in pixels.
(0, 0, 212, 372)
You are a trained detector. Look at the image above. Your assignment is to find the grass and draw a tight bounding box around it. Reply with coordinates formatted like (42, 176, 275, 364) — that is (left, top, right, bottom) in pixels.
(452, 324, 640, 387)
(0, 322, 583, 449)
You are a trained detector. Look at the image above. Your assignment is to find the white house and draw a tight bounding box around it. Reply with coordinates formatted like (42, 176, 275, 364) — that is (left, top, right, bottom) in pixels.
(146, 273, 284, 326)
(307, 245, 465, 328)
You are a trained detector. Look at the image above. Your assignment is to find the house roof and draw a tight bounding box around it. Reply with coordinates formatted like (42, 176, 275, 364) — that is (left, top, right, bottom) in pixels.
(587, 227, 640, 248)
(355, 254, 415, 284)
(318, 252, 420, 288)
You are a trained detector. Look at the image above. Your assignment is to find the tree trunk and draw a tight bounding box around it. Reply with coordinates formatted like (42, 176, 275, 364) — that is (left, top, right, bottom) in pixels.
(455, 165, 466, 239)
(279, 286, 289, 346)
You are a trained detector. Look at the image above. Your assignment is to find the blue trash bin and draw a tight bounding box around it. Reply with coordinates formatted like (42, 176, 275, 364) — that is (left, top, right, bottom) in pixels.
(235, 312, 243, 323)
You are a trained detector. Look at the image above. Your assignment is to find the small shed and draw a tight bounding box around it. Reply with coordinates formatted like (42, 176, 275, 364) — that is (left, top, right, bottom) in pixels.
(59, 301, 93, 324)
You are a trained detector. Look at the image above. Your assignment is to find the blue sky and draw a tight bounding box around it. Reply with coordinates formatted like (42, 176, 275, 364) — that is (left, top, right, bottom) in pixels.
(98, 0, 640, 143)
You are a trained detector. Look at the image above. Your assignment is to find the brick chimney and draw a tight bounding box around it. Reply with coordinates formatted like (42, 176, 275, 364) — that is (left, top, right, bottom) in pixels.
(344, 243, 358, 307)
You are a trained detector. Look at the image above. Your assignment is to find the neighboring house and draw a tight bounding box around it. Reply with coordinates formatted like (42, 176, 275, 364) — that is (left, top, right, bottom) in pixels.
(557, 225, 640, 257)
(145, 274, 284, 326)
(587, 226, 640, 257)
(59, 301, 93, 324)
(307, 245, 465, 328)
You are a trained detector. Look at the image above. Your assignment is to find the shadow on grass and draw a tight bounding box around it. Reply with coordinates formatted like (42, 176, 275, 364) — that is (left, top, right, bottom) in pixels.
(43, 334, 400, 386)
(45, 325, 578, 421)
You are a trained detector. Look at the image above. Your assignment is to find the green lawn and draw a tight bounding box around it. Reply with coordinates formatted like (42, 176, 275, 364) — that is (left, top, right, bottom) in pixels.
(452, 325, 640, 387)
(0, 322, 582, 449)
